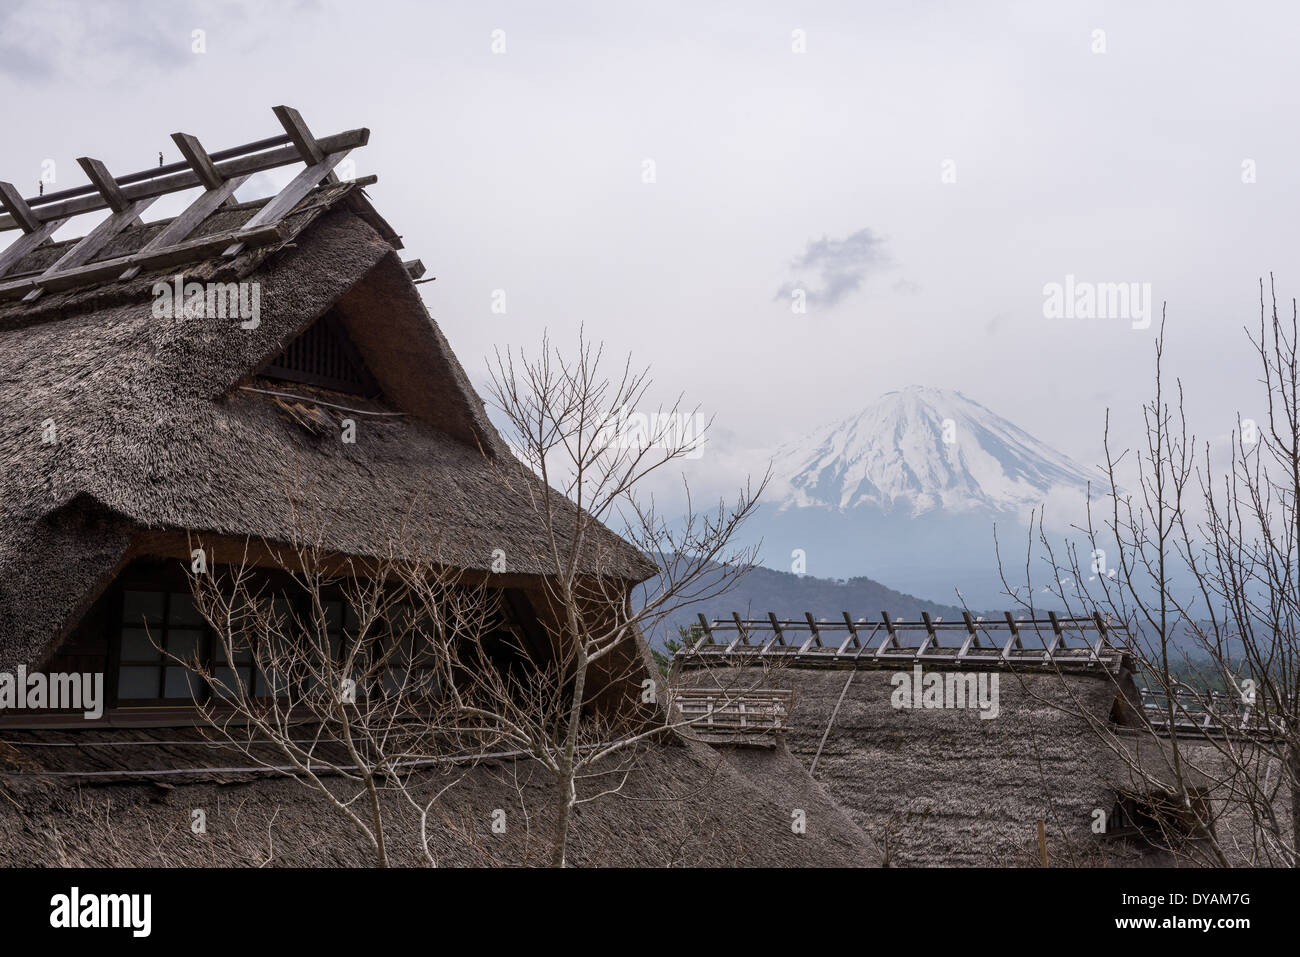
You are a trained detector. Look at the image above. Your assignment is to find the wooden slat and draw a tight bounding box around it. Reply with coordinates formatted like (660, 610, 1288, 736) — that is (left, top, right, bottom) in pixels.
(273, 105, 341, 187)
(171, 133, 226, 190)
(956, 610, 982, 660)
(803, 612, 822, 649)
(274, 105, 325, 165)
(1045, 611, 1065, 658)
(727, 611, 748, 651)
(32, 134, 287, 205)
(0, 182, 40, 233)
(20, 196, 157, 301)
(1001, 612, 1024, 660)
(0, 216, 68, 279)
(695, 613, 713, 650)
(874, 626, 903, 660)
(0, 222, 283, 300)
(917, 611, 938, 656)
(767, 612, 786, 646)
(839, 612, 860, 652)
(0, 129, 369, 232)
(680, 613, 1122, 674)
(222, 150, 349, 257)
(118, 173, 250, 280)
(76, 157, 130, 214)
(1091, 612, 1109, 661)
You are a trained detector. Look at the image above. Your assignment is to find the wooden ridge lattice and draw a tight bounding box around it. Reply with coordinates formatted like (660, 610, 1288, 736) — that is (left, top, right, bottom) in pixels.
(668, 688, 793, 736)
(0, 106, 373, 302)
(675, 610, 1125, 672)
(1140, 687, 1281, 737)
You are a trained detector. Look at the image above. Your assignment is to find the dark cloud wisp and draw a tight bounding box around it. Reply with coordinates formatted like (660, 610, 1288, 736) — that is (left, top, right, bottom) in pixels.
(775, 228, 890, 309)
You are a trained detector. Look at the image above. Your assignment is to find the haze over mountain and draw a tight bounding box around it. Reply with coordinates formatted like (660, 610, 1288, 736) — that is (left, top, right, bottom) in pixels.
(746, 386, 1100, 608)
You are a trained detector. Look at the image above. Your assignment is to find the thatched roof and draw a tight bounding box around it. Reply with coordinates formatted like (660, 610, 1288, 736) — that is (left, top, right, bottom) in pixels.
(679, 663, 1156, 866)
(0, 181, 654, 673)
(0, 728, 875, 867)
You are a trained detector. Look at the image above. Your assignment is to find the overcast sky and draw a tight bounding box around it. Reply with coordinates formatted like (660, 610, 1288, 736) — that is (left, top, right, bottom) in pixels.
(3, 0, 1297, 504)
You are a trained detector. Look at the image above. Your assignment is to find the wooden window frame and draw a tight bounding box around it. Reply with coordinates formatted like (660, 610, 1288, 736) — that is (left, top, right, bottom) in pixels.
(107, 564, 543, 711)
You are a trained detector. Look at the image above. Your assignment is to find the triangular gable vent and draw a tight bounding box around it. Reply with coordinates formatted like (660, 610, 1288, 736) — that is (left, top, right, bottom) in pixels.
(263, 310, 379, 397)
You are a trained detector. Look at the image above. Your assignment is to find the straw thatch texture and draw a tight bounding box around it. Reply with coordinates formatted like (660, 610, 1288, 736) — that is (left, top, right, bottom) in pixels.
(0, 730, 875, 867)
(0, 496, 136, 671)
(0, 187, 653, 673)
(678, 664, 1140, 866)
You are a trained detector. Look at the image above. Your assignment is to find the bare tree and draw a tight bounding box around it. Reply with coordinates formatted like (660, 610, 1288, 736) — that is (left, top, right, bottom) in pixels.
(159, 331, 773, 867)
(997, 283, 1300, 866)
(170, 532, 514, 867)
(483, 328, 772, 866)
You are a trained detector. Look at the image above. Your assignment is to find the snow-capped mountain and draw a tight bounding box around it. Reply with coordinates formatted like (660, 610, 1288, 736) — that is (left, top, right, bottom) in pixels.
(769, 386, 1095, 518)
(744, 386, 1099, 608)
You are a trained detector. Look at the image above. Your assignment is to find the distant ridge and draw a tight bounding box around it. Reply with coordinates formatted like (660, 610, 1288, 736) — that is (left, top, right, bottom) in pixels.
(640, 562, 979, 650)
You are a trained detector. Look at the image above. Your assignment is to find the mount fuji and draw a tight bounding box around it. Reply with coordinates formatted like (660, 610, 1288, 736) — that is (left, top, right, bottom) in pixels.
(746, 386, 1099, 608)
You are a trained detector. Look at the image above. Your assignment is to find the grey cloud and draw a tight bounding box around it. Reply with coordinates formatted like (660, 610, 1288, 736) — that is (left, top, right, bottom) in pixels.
(0, 43, 53, 81)
(0, 0, 263, 83)
(775, 228, 890, 308)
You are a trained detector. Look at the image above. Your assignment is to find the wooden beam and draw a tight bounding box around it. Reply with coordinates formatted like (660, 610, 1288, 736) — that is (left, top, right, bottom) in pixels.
(1045, 610, 1065, 657)
(273, 105, 325, 165)
(274, 105, 342, 186)
(119, 173, 250, 280)
(734, 611, 752, 646)
(34, 134, 288, 205)
(76, 157, 130, 214)
(0, 216, 69, 279)
(695, 613, 713, 649)
(840, 612, 861, 651)
(767, 612, 786, 646)
(919, 611, 938, 654)
(804, 612, 823, 648)
(853, 622, 882, 661)
(20, 196, 157, 301)
(1091, 611, 1110, 660)
(171, 132, 226, 190)
(875, 613, 903, 659)
(1001, 611, 1024, 660)
(957, 610, 981, 660)
(0, 129, 369, 232)
(222, 150, 349, 257)
(0, 183, 40, 233)
(0, 221, 284, 300)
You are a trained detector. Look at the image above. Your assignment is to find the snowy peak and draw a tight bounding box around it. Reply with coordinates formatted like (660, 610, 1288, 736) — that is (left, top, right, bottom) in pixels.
(770, 386, 1095, 516)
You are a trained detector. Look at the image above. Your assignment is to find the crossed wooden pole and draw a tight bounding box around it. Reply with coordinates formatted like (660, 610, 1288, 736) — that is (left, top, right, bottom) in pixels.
(0, 105, 370, 301)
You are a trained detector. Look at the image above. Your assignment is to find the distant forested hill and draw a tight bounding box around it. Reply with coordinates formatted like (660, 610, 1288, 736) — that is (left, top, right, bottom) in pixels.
(636, 562, 985, 650)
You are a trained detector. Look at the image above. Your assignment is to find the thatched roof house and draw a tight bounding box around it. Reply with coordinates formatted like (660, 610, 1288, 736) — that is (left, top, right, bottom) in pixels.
(0, 109, 652, 713)
(0, 109, 882, 868)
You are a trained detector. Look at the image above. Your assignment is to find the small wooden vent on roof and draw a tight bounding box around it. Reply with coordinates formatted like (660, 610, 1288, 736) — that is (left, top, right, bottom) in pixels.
(264, 310, 379, 397)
